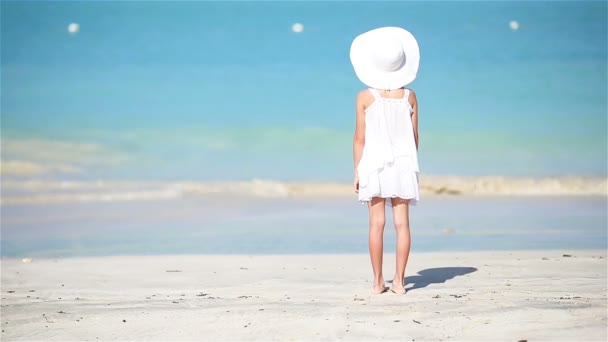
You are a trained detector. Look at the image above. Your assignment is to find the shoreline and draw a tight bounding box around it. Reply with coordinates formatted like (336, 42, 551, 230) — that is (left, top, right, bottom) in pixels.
(2, 195, 605, 258)
(3, 248, 607, 262)
(1, 250, 606, 341)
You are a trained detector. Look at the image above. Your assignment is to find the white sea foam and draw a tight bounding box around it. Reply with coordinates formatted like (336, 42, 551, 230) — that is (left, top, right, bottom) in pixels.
(1, 176, 605, 205)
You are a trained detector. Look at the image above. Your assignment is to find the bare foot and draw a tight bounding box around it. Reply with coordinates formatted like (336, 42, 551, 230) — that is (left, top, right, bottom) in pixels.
(372, 278, 388, 294)
(390, 279, 406, 294)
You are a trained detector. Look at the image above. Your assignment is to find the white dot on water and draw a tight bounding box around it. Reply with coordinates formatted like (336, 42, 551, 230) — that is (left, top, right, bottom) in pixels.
(291, 23, 304, 33)
(68, 23, 80, 34)
(509, 20, 519, 31)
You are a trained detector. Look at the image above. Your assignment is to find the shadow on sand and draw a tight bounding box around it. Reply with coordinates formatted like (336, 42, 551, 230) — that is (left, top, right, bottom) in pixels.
(404, 267, 477, 291)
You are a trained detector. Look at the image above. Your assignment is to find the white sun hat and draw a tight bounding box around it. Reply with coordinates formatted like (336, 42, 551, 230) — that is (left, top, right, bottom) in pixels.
(350, 26, 420, 90)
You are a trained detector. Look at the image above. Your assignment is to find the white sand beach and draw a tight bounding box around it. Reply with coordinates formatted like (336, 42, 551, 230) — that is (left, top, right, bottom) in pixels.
(1, 250, 606, 341)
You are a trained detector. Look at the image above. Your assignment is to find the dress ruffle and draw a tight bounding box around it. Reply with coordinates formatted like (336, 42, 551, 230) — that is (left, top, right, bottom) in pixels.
(357, 155, 420, 206)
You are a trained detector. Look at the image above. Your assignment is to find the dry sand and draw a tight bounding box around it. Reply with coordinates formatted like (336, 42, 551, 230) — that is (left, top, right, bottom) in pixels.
(1, 250, 606, 341)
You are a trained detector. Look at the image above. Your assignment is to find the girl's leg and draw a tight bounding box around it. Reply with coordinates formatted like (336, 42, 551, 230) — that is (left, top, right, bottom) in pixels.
(391, 197, 411, 288)
(368, 197, 386, 292)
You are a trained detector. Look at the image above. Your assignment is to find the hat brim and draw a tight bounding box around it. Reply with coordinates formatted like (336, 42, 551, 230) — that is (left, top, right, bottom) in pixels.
(350, 27, 420, 90)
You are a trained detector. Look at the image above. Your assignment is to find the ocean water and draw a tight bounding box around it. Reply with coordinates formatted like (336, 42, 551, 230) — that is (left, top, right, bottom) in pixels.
(1, 195, 606, 258)
(1, 2, 606, 258)
(1, 1, 606, 183)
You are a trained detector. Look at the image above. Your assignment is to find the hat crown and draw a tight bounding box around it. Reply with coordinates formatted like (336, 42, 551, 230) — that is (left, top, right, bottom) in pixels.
(349, 26, 419, 89)
(371, 36, 405, 72)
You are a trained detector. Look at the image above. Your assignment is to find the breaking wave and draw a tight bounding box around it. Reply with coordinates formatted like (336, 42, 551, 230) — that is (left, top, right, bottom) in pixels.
(1, 175, 605, 205)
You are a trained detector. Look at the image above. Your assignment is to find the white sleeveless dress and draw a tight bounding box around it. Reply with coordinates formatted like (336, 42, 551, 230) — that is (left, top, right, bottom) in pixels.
(357, 88, 420, 206)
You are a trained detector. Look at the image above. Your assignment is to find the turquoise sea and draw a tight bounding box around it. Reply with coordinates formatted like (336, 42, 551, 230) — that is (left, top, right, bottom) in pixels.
(2, 1, 606, 181)
(1, 1, 606, 258)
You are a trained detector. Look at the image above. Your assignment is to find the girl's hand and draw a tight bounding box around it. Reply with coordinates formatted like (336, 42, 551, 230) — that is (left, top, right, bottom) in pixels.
(354, 175, 360, 193)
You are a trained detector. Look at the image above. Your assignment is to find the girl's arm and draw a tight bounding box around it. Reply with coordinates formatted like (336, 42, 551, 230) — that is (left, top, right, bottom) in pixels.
(353, 90, 367, 175)
(409, 90, 418, 150)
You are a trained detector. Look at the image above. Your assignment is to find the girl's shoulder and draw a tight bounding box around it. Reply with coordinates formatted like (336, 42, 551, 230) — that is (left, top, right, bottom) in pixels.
(356, 88, 375, 109)
(357, 88, 374, 100)
(406, 88, 417, 106)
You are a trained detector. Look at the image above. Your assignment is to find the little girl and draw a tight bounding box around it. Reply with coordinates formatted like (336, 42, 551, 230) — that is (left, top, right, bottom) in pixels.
(349, 27, 420, 295)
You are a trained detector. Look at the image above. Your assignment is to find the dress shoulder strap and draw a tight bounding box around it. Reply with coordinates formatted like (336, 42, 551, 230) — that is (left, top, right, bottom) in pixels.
(403, 88, 411, 101)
